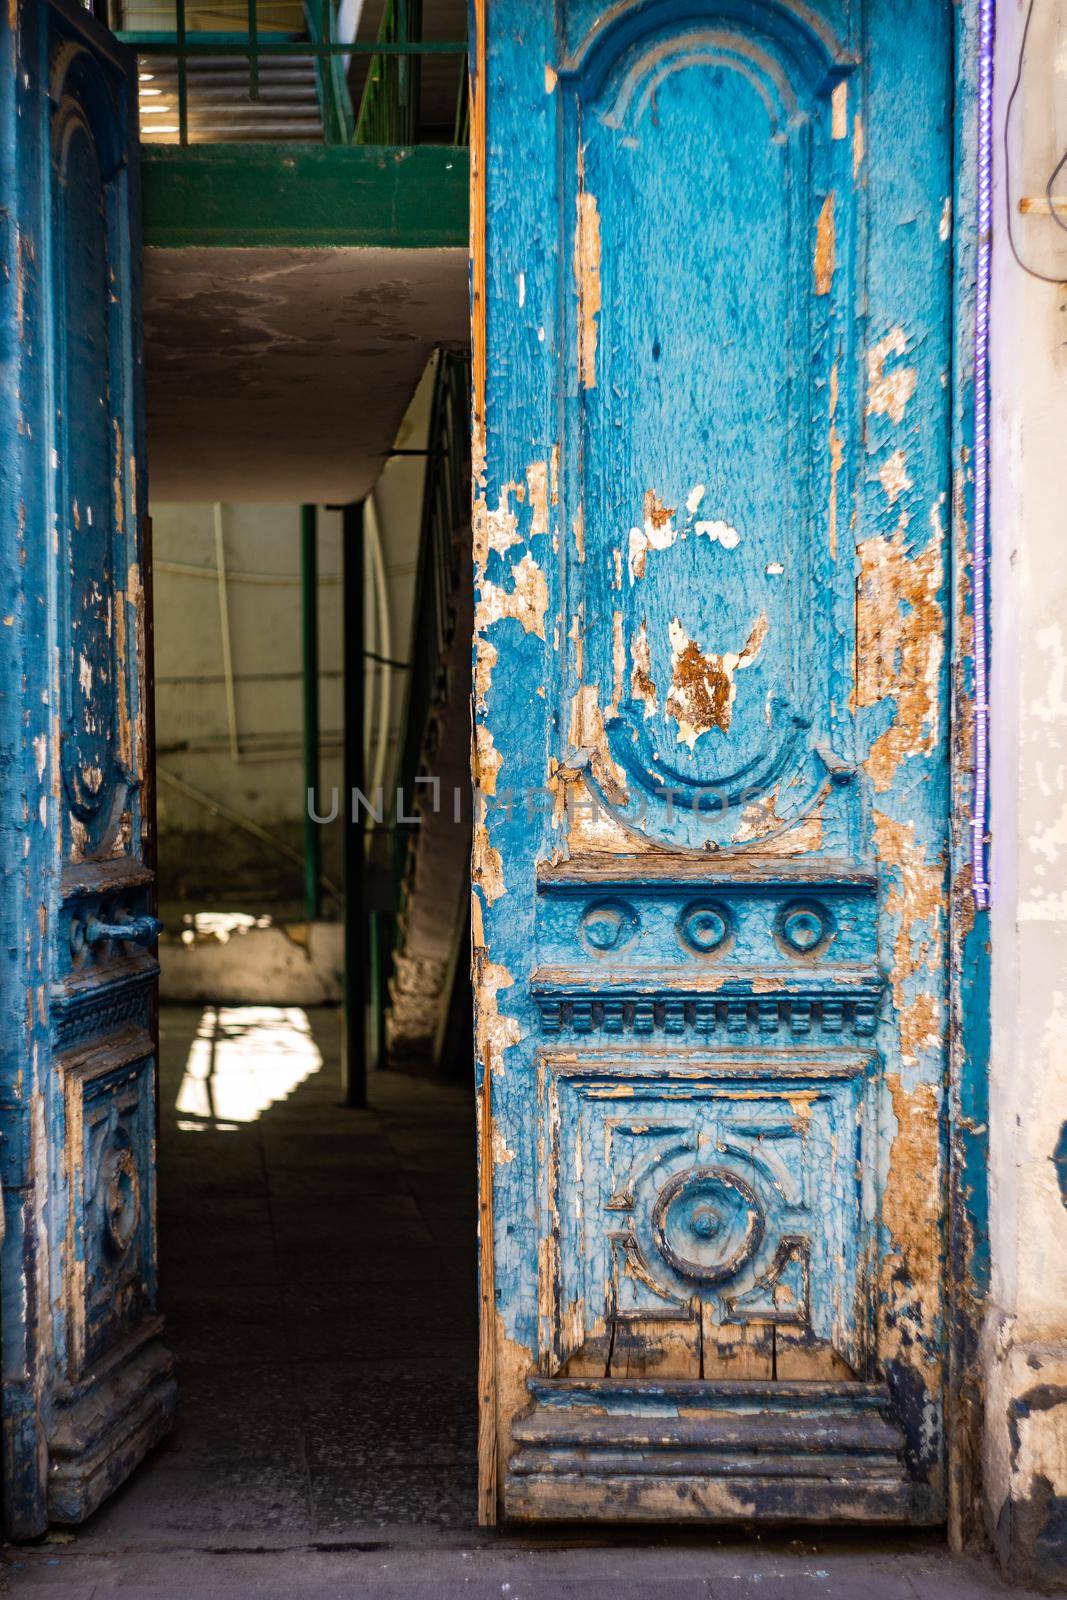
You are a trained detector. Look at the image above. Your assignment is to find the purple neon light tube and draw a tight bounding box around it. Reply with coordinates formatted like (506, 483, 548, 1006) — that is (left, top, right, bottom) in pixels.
(971, 0, 994, 910)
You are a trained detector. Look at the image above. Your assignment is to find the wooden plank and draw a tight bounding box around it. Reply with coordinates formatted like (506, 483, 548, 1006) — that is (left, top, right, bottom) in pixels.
(511, 1411, 904, 1454)
(774, 1331, 857, 1382)
(537, 857, 879, 890)
(471, 0, 493, 1532)
(476, 1036, 497, 1526)
(607, 1318, 701, 1380)
(505, 1473, 914, 1524)
(702, 1310, 773, 1380)
(510, 1449, 905, 1479)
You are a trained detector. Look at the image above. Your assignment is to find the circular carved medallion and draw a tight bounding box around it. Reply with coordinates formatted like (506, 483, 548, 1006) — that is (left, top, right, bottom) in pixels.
(778, 899, 831, 954)
(651, 1165, 764, 1283)
(678, 901, 731, 955)
(580, 898, 638, 955)
(103, 1145, 140, 1255)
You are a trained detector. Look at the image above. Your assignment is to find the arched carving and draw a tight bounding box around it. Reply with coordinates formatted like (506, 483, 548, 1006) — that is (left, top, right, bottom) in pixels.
(555, 0, 858, 852)
(562, 0, 849, 93)
(50, 40, 137, 860)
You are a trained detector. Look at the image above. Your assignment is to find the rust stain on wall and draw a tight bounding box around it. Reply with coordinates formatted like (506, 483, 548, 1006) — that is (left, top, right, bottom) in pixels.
(814, 193, 836, 295)
(665, 613, 767, 747)
(856, 519, 944, 791)
(874, 809, 945, 1066)
(881, 1072, 942, 1381)
(630, 619, 657, 717)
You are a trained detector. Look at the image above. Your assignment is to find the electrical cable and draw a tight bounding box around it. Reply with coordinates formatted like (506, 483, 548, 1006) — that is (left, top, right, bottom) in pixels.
(1003, 0, 1067, 281)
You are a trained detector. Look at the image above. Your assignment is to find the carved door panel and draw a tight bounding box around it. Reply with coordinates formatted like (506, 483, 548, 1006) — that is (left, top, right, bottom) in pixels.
(473, 0, 953, 1526)
(0, 1, 172, 1538)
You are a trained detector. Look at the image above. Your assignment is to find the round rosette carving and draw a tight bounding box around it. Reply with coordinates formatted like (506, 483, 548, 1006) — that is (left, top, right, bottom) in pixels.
(651, 1165, 765, 1284)
(102, 1144, 141, 1256)
(678, 900, 732, 955)
(580, 897, 639, 956)
(777, 898, 832, 955)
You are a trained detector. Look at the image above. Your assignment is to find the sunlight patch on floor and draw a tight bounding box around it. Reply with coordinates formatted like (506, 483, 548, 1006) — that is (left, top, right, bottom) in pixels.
(175, 1005, 323, 1128)
(178, 910, 274, 946)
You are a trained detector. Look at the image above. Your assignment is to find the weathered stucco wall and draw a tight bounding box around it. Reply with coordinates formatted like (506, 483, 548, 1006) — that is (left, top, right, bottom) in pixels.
(985, 0, 1067, 1584)
(151, 365, 433, 917)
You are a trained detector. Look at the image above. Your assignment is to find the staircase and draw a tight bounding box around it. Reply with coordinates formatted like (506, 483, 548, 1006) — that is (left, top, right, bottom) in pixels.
(137, 54, 326, 143)
(381, 351, 472, 1073)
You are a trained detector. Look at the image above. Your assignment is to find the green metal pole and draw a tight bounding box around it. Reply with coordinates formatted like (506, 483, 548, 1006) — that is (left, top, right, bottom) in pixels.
(301, 504, 322, 922)
(342, 502, 367, 1108)
(176, 0, 188, 146)
(247, 0, 259, 102)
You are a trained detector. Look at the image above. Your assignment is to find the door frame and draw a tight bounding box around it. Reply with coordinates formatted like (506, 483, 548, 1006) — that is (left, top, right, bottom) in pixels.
(467, 0, 993, 1547)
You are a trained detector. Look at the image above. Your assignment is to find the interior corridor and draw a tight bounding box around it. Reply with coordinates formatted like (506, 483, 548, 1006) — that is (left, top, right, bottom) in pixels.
(73, 1005, 478, 1546)
(7, 1025, 1039, 1594)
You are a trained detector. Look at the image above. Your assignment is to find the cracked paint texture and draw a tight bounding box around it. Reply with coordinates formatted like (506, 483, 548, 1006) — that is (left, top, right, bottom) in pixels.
(475, 0, 959, 1533)
(0, 3, 169, 1540)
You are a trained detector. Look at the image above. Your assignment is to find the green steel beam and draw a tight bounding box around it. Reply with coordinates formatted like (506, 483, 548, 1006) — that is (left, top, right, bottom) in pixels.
(121, 34, 465, 53)
(141, 144, 469, 249)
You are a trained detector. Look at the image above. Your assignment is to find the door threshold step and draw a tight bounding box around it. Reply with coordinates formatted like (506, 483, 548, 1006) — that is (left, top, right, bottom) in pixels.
(505, 1376, 915, 1524)
(527, 1376, 893, 1410)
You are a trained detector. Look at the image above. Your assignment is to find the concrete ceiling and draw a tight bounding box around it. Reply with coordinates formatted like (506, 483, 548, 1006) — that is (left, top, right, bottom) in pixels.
(143, 247, 469, 502)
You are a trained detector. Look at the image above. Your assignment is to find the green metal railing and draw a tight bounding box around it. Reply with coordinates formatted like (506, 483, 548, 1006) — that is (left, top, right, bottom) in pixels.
(305, 0, 354, 146)
(371, 349, 471, 1072)
(354, 0, 420, 146)
(393, 350, 471, 824)
(115, 0, 467, 147)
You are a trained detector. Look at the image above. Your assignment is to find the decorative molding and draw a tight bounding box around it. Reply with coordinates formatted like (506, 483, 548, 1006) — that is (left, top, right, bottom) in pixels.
(532, 971, 883, 1041)
(560, 0, 852, 87)
(58, 1025, 156, 1378)
(537, 855, 878, 893)
(537, 1048, 874, 1379)
(51, 957, 158, 1047)
(651, 1163, 765, 1284)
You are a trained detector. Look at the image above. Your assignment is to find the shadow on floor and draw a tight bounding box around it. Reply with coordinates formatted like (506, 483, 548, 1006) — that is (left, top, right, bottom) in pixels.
(78, 1003, 479, 1548)
(5, 1010, 1038, 1597)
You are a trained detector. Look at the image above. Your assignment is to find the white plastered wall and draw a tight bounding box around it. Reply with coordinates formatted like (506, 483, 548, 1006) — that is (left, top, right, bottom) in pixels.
(984, 0, 1067, 1582)
(150, 358, 435, 913)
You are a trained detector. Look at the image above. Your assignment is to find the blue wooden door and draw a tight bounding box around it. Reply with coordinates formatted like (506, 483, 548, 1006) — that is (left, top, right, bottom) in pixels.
(473, 0, 954, 1524)
(0, 0, 172, 1538)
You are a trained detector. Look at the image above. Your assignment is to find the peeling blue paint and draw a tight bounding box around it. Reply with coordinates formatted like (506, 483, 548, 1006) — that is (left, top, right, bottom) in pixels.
(0, 0, 172, 1540)
(474, 0, 962, 1529)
